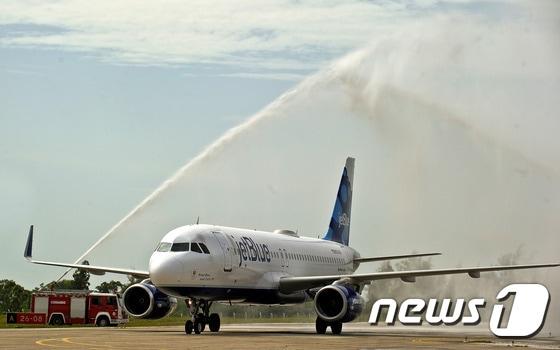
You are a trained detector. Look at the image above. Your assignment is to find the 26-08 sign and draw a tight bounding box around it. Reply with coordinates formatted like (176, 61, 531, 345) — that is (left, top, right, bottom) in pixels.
(6, 312, 46, 324)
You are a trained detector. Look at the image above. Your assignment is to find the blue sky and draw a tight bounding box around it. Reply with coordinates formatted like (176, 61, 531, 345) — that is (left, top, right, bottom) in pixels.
(1, 46, 295, 287)
(2, 0, 556, 289)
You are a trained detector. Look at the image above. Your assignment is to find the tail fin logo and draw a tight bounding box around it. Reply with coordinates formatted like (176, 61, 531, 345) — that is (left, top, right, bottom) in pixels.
(322, 157, 355, 246)
(338, 213, 350, 228)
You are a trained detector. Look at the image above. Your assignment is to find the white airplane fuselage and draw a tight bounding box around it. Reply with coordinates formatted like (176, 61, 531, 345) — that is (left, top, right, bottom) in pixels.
(149, 224, 358, 304)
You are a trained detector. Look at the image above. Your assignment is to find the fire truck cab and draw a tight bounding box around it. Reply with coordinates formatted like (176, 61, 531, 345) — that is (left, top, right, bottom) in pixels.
(32, 291, 128, 326)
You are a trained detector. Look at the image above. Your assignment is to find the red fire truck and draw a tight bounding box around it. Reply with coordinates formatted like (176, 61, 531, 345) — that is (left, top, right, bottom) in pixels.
(16, 290, 128, 326)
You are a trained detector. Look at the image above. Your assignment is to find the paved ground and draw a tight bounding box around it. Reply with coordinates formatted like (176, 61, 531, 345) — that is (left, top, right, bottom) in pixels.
(1, 323, 559, 350)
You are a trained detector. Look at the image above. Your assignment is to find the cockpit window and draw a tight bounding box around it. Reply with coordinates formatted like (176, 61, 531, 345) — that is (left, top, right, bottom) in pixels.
(156, 242, 172, 252)
(159, 241, 208, 254)
(199, 243, 210, 254)
(171, 242, 189, 252)
(191, 242, 203, 253)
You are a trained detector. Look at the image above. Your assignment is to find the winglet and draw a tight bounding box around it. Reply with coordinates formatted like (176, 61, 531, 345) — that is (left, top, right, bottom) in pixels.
(24, 225, 34, 260)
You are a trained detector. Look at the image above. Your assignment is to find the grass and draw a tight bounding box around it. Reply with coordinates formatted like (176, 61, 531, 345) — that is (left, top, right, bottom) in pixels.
(126, 314, 317, 327)
(2, 309, 371, 329)
(1, 313, 319, 329)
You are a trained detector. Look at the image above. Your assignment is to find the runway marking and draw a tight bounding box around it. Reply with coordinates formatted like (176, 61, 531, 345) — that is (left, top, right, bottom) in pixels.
(23, 326, 560, 350)
(35, 338, 66, 347)
(64, 337, 170, 350)
(36, 337, 116, 349)
(62, 337, 115, 348)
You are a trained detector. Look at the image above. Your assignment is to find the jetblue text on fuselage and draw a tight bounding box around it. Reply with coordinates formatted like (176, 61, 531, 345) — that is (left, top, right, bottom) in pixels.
(235, 236, 271, 266)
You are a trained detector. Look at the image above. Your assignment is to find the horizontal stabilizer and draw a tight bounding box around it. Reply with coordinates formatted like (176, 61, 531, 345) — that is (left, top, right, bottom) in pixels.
(354, 252, 441, 263)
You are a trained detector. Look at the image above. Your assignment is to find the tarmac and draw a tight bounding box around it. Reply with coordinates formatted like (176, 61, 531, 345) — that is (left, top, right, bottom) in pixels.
(1, 323, 559, 350)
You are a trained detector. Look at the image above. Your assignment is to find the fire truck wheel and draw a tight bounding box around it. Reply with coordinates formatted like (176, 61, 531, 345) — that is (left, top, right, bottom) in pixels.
(185, 320, 193, 334)
(50, 315, 64, 326)
(209, 313, 220, 332)
(96, 316, 110, 327)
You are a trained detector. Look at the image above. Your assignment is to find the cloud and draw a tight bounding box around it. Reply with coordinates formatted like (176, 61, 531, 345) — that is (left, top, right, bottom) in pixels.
(0, 0, 508, 73)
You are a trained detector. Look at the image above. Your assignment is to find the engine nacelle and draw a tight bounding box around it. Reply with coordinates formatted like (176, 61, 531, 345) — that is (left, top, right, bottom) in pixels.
(314, 285, 364, 323)
(122, 283, 177, 319)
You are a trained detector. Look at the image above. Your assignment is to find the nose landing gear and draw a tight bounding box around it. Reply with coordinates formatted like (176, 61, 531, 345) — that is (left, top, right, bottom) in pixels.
(184, 299, 221, 335)
(185, 319, 193, 334)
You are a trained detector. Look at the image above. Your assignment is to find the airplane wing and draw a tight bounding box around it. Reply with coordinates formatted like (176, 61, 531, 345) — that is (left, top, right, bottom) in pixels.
(24, 225, 150, 279)
(278, 263, 560, 294)
(354, 252, 441, 263)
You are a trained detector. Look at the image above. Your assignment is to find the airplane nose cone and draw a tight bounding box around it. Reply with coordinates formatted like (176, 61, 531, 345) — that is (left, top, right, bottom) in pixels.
(149, 255, 182, 285)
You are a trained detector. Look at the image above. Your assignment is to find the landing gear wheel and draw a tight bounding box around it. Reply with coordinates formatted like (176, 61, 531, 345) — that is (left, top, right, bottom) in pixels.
(209, 313, 220, 332)
(315, 317, 327, 334)
(194, 319, 203, 334)
(197, 313, 206, 332)
(330, 321, 342, 335)
(185, 320, 193, 334)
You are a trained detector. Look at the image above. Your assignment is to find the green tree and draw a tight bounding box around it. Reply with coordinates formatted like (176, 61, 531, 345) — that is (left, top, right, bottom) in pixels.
(35, 279, 75, 291)
(35, 260, 91, 291)
(0, 280, 31, 312)
(72, 260, 91, 290)
(96, 280, 125, 293)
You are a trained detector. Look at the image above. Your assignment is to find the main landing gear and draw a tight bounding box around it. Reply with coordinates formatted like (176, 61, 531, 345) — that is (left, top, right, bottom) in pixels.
(184, 299, 221, 335)
(315, 317, 342, 335)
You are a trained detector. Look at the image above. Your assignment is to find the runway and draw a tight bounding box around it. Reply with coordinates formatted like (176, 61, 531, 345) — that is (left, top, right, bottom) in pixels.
(1, 323, 559, 350)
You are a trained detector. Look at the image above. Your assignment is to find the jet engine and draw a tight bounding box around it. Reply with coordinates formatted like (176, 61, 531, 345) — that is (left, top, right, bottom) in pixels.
(122, 283, 177, 319)
(314, 284, 364, 322)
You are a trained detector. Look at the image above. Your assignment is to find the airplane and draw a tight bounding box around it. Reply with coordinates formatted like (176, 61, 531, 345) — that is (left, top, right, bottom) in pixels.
(24, 157, 559, 335)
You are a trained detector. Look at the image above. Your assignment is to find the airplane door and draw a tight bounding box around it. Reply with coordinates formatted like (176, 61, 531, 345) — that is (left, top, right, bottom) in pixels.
(212, 231, 233, 272)
(280, 248, 288, 272)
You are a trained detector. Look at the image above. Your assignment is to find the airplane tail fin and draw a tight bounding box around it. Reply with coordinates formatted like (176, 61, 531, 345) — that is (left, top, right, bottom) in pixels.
(322, 157, 354, 246)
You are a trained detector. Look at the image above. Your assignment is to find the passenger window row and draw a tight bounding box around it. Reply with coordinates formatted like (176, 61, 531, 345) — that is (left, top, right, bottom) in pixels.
(270, 250, 344, 264)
